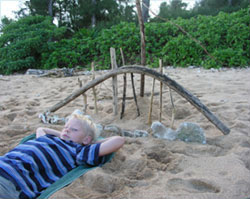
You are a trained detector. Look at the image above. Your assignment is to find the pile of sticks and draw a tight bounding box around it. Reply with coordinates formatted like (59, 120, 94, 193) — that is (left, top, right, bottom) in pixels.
(42, 47, 230, 135)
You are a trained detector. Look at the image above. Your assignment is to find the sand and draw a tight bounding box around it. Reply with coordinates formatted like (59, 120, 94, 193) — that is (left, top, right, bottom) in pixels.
(0, 67, 250, 199)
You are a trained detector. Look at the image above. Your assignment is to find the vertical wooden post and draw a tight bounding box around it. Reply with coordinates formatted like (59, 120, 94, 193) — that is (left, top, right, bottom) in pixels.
(120, 48, 127, 119)
(120, 72, 127, 119)
(78, 78, 88, 114)
(159, 59, 163, 122)
(170, 88, 176, 129)
(136, 0, 146, 97)
(148, 78, 155, 124)
(110, 47, 118, 115)
(120, 48, 125, 66)
(131, 73, 140, 117)
(91, 62, 98, 114)
(120, 47, 140, 118)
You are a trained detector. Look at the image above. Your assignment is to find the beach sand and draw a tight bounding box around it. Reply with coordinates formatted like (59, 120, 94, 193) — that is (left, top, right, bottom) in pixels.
(0, 67, 250, 199)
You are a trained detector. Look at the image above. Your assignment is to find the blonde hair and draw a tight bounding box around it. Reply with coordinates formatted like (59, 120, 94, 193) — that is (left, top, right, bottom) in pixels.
(69, 114, 97, 142)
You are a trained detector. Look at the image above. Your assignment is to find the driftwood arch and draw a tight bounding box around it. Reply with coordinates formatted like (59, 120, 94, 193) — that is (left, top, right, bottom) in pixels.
(45, 65, 230, 135)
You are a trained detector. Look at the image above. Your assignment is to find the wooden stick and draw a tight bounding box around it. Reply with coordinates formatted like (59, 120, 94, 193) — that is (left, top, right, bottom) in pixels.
(120, 47, 139, 118)
(78, 78, 88, 113)
(131, 73, 140, 117)
(45, 65, 230, 135)
(120, 48, 125, 66)
(120, 73, 127, 119)
(159, 59, 163, 122)
(148, 78, 155, 124)
(110, 47, 118, 115)
(91, 62, 98, 114)
(121, 46, 140, 117)
(136, 0, 146, 97)
(169, 88, 176, 129)
(120, 48, 127, 119)
(83, 93, 87, 113)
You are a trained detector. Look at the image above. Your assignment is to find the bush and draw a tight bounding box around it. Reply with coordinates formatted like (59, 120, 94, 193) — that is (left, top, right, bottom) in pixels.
(93, 22, 141, 69)
(89, 8, 249, 69)
(0, 15, 66, 74)
(42, 22, 140, 70)
(1, 8, 249, 74)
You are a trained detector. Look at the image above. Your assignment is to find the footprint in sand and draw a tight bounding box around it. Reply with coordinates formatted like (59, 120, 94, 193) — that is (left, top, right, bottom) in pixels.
(5, 98, 19, 108)
(25, 110, 37, 116)
(167, 178, 220, 193)
(24, 100, 41, 111)
(164, 105, 191, 119)
(4, 113, 17, 122)
(239, 149, 250, 171)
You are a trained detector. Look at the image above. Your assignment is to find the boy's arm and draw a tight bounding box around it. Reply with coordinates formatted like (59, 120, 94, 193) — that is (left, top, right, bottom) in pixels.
(97, 136, 125, 157)
(36, 127, 61, 138)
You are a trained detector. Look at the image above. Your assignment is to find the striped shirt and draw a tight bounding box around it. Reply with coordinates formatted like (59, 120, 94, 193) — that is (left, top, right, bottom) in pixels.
(0, 134, 104, 199)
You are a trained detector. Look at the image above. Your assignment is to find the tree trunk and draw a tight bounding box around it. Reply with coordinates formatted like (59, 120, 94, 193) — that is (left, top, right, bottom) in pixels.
(142, 0, 150, 23)
(91, 0, 96, 28)
(48, 0, 53, 18)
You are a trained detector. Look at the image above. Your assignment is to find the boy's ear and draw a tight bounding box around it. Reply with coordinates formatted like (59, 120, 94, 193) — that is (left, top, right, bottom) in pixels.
(82, 136, 92, 145)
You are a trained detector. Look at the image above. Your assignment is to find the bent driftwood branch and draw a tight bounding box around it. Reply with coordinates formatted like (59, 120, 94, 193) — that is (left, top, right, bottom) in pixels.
(45, 65, 230, 135)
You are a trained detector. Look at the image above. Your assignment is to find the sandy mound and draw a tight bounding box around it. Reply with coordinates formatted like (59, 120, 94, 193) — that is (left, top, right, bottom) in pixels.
(0, 67, 250, 199)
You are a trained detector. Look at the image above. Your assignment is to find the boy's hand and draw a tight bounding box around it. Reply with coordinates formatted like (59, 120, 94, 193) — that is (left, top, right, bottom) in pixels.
(36, 127, 61, 138)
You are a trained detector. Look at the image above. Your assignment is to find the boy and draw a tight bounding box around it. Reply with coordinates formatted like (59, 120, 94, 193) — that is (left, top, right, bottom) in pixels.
(0, 113, 125, 199)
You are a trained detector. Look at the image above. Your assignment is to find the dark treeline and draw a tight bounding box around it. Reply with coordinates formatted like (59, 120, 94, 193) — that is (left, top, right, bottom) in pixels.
(153, 0, 249, 21)
(1, 0, 248, 32)
(15, 0, 136, 34)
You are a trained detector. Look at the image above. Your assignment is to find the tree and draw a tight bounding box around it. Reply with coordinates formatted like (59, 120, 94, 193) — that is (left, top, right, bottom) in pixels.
(153, 0, 189, 20)
(91, 0, 96, 28)
(0, 17, 14, 33)
(142, 0, 150, 22)
(0, 16, 66, 74)
(16, 0, 136, 31)
(26, 0, 52, 16)
(152, 0, 248, 20)
(48, 0, 53, 17)
(192, 0, 249, 16)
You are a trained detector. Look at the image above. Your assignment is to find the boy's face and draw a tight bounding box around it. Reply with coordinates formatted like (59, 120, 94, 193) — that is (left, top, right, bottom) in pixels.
(61, 118, 89, 144)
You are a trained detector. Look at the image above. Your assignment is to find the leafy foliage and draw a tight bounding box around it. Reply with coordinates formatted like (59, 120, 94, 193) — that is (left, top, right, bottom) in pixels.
(151, 8, 250, 68)
(41, 37, 95, 69)
(0, 15, 66, 74)
(43, 8, 249, 70)
(0, 8, 249, 74)
(152, 0, 249, 21)
(154, 0, 190, 20)
(192, 0, 249, 16)
(42, 22, 141, 70)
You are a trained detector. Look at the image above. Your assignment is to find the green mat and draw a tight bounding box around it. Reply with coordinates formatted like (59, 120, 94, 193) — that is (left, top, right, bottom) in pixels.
(19, 134, 114, 199)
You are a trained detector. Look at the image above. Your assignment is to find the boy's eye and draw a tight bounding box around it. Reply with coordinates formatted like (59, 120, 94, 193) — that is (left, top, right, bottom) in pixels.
(70, 128, 78, 132)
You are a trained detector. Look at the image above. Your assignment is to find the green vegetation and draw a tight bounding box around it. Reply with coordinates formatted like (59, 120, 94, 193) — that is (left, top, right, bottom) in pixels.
(0, 7, 249, 74)
(0, 16, 66, 74)
(154, 0, 249, 20)
(43, 8, 250, 70)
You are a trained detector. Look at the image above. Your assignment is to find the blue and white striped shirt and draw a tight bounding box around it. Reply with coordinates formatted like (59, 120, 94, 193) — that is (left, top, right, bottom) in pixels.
(0, 134, 104, 199)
